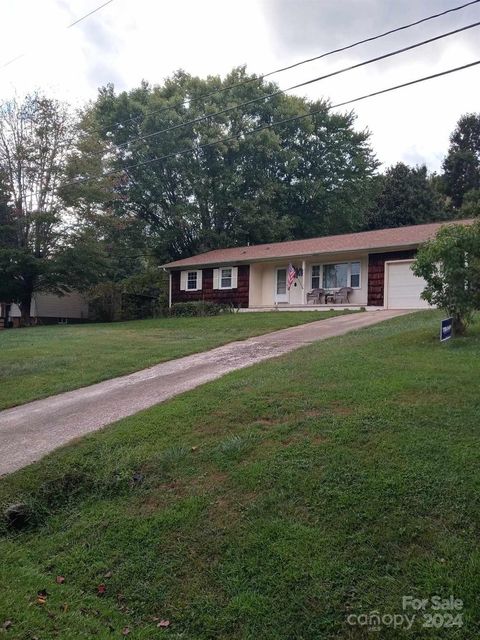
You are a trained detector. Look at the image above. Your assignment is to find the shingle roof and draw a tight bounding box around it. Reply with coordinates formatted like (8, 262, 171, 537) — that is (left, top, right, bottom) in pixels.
(163, 219, 475, 269)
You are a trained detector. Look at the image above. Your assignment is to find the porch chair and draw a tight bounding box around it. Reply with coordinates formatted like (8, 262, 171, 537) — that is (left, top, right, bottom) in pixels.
(306, 288, 325, 304)
(333, 287, 353, 304)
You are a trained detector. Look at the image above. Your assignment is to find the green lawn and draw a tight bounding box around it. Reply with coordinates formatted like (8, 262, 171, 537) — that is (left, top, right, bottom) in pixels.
(0, 311, 343, 410)
(1, 311, 479, 639)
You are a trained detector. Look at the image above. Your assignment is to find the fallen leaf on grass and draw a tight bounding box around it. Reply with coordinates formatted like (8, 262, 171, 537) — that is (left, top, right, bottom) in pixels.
(2, 620, 12, 630)
(36, 590, 48, 605)
(55, 576, 65, 584)
(122, 627, 130, 636)
(104, 570, 112, 579)
(157, 619, 170, 628)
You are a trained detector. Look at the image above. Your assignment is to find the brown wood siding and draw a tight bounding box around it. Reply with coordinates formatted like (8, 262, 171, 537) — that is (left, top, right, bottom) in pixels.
(171, 265, 250, 308)
(367, 250, 417, 306)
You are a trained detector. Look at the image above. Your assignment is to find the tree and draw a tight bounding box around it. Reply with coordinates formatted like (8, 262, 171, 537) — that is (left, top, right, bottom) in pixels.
(364, 163, 446, 230)
(459, 189, 480, 219)
(0, 94, 106, 323)
(442, 114, 480, 209)
(0, 171, 19, 303)
(412, 222, 480, 335)
(69, 68, 378, 261)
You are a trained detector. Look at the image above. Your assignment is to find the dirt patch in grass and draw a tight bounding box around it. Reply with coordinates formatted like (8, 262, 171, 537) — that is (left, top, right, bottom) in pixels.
(192, 470, 229, 492)
(254, 417, 284, 426)
(253, 436, 295, 450)
(328, 402, 355, 416)
(208, 489, 258, 528)
(128, 482, 185, 515)
(304, 409, 324, 418)
(132, 470, 232, 516)
(394, 389, 451, 407)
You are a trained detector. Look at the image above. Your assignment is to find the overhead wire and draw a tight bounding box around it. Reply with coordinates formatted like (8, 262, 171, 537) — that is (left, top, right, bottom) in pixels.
(95, 20, 480, 153)
(1, 0, 115, 69)
(4, 58, 477, 204)
(1, 4, 479, 205)
(106, 0, 480, 130)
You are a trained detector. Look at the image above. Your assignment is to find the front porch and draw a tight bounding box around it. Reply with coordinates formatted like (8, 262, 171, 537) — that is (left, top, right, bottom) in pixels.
(248, 253, 370, 308)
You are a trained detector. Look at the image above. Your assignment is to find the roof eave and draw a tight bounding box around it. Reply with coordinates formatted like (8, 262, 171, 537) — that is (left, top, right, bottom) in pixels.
(162, 241, 423, 270)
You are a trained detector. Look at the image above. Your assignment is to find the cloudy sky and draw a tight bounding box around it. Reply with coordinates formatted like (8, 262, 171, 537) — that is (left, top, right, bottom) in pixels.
(1, 0, 479, 171)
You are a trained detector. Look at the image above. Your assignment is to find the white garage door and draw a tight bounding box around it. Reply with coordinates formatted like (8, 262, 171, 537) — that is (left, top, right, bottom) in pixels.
(385, 260, 430, 309)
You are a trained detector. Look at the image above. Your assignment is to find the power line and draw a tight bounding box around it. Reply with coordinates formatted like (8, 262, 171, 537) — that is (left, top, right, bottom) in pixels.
(1, 0, 115, 69)
(48, 16, 480, 162)
(2, 59, 479, 206)
(37, 17, 477, 169)
(3, 1, 476, 171)
(102, 20, 480, 153)
(2, 58, 479, 206)
(108, 0, 480, 130)
(50, 58, 480, 192)
(67, 0, 115, 29)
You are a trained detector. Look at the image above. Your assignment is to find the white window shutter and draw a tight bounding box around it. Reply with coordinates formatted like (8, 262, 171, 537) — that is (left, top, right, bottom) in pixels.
(197, 270, 203, 290)
(180, 271, 187, 291)
(213, 268, 220, 289)
(231, 267, 238, 289)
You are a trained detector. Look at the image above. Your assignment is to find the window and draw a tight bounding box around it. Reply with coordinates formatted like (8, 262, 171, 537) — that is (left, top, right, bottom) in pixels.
(323, 263, 349, 289)
(310, 261, 361, 290)
(311, 265, 321, 289)
(213, 267, 238, 289)
(350, 262, 361, 288)
(220, 268, 232, 289)
(180, 270, 202, 291)
(187, 271, 198, 290)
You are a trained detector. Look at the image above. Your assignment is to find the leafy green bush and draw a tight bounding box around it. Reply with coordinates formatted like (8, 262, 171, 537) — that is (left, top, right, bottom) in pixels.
(413, 221, 480, 334)
(169, 301, 232, 317)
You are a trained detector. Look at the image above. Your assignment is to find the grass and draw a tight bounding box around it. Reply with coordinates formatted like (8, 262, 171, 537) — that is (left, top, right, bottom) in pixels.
(0, 311, 345, 410)
(1, 310, 479, 638)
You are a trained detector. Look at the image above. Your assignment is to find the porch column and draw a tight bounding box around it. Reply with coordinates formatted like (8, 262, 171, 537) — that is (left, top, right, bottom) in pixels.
(302, 259, 306, 305)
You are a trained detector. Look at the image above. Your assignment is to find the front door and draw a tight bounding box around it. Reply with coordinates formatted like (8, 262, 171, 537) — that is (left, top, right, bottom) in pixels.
(275, 268, 288, 303)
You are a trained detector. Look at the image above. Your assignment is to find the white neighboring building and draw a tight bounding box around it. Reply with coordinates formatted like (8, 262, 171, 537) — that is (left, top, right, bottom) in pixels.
(1, 292, 89, 328)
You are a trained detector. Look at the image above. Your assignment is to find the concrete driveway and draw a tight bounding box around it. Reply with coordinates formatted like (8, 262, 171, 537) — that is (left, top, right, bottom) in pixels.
(0, 310, 408, 475)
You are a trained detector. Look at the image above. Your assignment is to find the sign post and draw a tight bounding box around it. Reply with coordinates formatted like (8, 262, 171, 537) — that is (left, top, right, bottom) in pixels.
(440, 317, 453, 342)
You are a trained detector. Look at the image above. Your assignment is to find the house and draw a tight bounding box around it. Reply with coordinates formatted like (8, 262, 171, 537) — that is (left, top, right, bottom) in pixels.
(162, 220, 474, 310)
(0, 292, 89, 328)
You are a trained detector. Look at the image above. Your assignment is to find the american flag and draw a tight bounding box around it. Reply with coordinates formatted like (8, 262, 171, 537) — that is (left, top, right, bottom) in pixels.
(287, 263, 296, 290)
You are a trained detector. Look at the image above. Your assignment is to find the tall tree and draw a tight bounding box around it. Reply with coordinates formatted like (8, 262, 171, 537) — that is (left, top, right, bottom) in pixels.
(68, 68, 378, 261)
(442, 113, 480, 209)
(0, 94, 105, 323)
(0, 171, 18, 303)
(364, 162, 446, 230)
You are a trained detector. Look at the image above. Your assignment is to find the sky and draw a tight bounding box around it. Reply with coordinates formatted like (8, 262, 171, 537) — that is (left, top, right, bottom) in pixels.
(0, 0, 479, 172)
